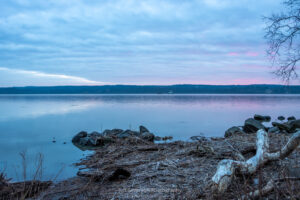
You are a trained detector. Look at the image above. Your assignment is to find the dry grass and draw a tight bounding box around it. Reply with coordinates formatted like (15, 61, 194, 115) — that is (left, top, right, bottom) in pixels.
(0, 152, 52, 200)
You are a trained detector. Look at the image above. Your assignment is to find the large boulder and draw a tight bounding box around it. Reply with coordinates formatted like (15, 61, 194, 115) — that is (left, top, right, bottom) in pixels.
(243, 118, 266, 133)
(288, 119, 300, 131)
(139, 125, 149, 134)
(116, 130, 140, 138)
(268, 126, 280, 134)
(72, 126, 158, 150)
(78, 137, 94, 147)
(72, 131, 88, 143)
(89, 135, 114, 146)
(287, 116, 296, 121)
(224, 126, 244, 137)
(254, 114, 271, 122)
(72, 131, 114, 149)
(272, 122, 290, 132)
(278, 116, 285, 121)
(271, 120, 300, 133)
(140, 132, 155, 142)
(102, 129, 123, 137)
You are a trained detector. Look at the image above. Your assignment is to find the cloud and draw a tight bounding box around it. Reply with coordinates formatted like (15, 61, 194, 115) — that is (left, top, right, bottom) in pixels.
(0, 67, 107, 86)
(0, 0, 287, 86)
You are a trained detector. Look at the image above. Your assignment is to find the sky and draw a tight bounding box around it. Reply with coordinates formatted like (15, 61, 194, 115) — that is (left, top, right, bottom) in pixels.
(0, 0, 296, 87)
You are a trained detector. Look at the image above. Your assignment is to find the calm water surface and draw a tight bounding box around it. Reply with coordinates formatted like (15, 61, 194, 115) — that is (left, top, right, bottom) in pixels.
(0, 94, 300, 181)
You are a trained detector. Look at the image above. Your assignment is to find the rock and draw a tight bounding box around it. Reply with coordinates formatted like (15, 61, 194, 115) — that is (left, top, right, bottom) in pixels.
(254, 114, 271, 122)
(78, 137, 93, 146)
(116, 130, 139, 138)
(224, 126, 244, 137)
(289, 119, 300, 131)
(272, 122, 289, 131)
(102, 129, 123, 137)
(287, 116, 296, 121)
(108, 168, 131, 181)
(90, 131, 101, 137)
(89, 135, 114, 146)
(271, 121, 298, 133)
(162, 136, 173, 141)
(72, 126, 158, 150)
(72, 131, 88, 143)
(278, 116, 285, 121)
(268, 126, 280, 134)
(139, 125, 149, 134)
(243, 118, 266, 133)
(140, 132, 155, 142)
(154, 136, 162, 141)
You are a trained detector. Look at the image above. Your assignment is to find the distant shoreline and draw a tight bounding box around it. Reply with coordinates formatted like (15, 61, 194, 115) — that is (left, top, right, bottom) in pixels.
(1, 84, 300, 94)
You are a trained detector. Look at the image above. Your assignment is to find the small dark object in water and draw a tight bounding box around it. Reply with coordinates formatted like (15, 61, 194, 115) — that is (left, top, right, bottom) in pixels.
(52, 137, 56, 143)
(278, 116, 285, 121)
(63, 142, 66, 144)
(108, 168, 131, 181)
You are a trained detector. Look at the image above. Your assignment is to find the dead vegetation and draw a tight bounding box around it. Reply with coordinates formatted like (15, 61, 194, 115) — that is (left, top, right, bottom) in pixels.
(37, 132, 300, 199)
(0, 152, 52, 200)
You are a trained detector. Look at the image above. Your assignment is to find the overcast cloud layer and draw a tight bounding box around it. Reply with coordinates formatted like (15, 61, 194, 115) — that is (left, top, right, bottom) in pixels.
(0, 0, 293, 86)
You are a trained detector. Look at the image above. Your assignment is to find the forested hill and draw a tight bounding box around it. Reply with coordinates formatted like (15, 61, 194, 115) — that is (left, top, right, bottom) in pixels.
(0, 85, 300, 94)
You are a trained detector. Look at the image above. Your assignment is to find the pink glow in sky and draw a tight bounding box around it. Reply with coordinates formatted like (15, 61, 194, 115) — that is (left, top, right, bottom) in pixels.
(228, 52, 259, 57)
(228, 52, 239, 56)
(246, 52, 259, 57)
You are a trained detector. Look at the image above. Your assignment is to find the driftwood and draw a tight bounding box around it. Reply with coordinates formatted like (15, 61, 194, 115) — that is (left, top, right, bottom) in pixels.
(212, 129, 300, 193)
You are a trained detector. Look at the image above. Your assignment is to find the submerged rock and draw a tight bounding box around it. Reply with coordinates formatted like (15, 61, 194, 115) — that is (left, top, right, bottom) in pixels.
(243, 118, 265, 133)
(224, 126, 244, 137)
(278, 116, 285, 121)
(254, 114, 271, 122)
(287, 116, 296, 121)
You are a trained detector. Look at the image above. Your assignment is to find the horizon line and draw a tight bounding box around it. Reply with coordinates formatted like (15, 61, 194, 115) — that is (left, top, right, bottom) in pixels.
(0, 83, 299, 88)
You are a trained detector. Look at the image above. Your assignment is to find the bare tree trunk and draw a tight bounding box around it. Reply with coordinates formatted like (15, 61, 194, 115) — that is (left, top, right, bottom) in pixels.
(212, 129, 300, 193)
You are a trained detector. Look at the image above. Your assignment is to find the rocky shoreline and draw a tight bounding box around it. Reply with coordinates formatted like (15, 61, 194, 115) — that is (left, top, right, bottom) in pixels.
(225, 114, 300, 137)
(1, 115, 300, 199)
(71, 125, 173, 151)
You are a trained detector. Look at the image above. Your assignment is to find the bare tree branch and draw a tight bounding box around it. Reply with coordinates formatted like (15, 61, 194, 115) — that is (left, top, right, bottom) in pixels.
(212, 129, 300, 193)
(265, 0, 300, 83)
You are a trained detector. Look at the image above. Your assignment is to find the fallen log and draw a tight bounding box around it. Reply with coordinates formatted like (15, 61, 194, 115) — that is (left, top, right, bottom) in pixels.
(212, 129, 300, 193)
